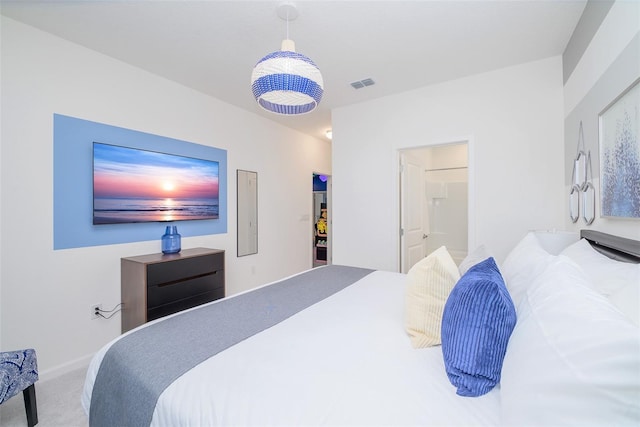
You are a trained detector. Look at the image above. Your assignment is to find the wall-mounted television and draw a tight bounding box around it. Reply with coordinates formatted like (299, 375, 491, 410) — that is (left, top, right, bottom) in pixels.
(93, 142, 220, 225)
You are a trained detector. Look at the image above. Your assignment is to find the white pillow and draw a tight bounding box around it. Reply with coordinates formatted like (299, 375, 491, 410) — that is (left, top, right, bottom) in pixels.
(532, 230, 580, 255)
(560, 238, 640, 296)
(501, 256, 640, 425)
(501, 232, 555, 310)
(405, 246, 460, 348)
(457, 244, 492, 276)
(609, 283, 640, 327)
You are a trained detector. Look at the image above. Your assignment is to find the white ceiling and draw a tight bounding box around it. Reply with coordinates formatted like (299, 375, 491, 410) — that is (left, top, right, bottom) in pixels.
(1, 0, 587, 141)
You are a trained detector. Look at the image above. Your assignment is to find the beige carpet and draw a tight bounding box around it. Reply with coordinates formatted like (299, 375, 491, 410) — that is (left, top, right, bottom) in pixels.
(0, 366, 88, 427)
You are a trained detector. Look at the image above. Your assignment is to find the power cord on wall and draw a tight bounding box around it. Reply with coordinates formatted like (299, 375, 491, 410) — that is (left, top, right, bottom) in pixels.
(96, 303, 124, 320)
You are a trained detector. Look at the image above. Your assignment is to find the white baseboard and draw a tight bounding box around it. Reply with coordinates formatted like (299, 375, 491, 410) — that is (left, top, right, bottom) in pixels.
(38, 353, 93, 383)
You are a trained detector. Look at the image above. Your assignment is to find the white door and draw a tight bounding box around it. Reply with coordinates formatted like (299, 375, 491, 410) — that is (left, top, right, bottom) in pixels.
(400, 153, 428, 273)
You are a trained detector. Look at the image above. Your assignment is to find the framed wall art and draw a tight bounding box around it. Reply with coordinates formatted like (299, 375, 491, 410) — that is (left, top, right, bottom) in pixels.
(598, 78, 640, 219)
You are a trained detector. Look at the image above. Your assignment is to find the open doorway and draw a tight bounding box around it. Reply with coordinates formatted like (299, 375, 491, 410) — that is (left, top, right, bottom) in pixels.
(313, 173, 331, 267)
(399, 142, 469, 273)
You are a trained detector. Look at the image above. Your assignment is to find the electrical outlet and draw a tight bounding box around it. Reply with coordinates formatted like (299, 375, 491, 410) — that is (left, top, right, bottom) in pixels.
(90, 303, 102, 320)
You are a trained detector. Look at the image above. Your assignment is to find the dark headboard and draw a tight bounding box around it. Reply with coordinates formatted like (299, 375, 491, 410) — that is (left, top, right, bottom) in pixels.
(581, 230, 640, 264)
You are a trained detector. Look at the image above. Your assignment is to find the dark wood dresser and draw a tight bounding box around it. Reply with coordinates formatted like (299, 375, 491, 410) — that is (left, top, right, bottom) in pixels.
(121, 248, 225, 333)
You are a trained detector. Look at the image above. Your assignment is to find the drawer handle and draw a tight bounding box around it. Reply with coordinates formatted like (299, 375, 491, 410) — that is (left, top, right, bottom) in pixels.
(156, 270, 219, 288)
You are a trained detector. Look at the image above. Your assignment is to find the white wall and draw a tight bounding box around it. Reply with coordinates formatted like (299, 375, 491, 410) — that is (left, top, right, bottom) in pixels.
(0, 17, 330, 377)
(563, 0, 640, 239)
(332, 56, 566, 270)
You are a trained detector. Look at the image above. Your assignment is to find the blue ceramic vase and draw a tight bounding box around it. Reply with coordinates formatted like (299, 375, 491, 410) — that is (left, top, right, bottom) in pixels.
(161, 225, 181, 254)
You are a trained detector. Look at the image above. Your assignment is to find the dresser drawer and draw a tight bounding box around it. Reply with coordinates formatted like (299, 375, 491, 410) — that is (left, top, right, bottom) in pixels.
(147, 253, 223, 287)
(147, 287, 225, 322)
(147, 270, 224, 310)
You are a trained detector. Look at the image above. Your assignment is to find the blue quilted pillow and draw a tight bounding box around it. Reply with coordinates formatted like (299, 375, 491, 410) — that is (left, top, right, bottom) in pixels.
(441, 257, 516, 397)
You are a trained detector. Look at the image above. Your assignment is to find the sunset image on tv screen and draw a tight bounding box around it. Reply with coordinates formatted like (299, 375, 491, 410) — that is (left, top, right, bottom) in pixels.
(93, 142, 219, 224)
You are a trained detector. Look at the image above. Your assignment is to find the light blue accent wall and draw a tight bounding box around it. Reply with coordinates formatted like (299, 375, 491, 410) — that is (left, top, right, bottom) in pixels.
(53, 114, 227, 250)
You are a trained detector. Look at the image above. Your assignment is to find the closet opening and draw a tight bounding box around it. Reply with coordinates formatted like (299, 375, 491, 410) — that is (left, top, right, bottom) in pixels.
(399, 142, 469, 273)
(313, 173, 331, 268)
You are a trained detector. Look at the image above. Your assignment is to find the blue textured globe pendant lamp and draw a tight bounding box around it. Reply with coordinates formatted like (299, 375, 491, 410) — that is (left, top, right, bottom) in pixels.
(251, 3, 323, 115)
(161, 225, 181, 254)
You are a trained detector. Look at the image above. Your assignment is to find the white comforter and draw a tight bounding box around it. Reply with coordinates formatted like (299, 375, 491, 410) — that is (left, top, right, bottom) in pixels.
(83, 269, 500, 426)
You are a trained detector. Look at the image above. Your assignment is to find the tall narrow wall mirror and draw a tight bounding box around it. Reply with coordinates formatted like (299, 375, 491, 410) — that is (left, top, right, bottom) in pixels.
(237, 170, 258, 256)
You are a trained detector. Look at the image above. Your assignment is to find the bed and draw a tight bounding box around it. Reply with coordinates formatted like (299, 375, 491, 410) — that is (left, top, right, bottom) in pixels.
(82, 230, 640, 426)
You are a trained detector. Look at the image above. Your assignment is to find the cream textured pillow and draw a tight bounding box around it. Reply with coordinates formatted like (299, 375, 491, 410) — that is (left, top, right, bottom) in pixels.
(405, 246, 460, 348)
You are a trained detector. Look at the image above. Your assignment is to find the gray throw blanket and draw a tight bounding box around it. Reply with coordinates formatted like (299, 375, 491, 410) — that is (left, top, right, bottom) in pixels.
(90, 265, 374, 427)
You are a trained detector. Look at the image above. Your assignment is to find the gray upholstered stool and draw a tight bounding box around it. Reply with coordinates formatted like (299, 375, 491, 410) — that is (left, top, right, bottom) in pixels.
(0, 349, 38, 427)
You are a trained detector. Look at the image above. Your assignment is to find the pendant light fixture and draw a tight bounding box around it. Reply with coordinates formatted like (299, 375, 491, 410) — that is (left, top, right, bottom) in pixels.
(251, 3, 324, 115)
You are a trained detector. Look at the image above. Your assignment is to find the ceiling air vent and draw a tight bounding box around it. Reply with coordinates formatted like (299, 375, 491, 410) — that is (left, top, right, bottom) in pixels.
(350, 78, 375, 89)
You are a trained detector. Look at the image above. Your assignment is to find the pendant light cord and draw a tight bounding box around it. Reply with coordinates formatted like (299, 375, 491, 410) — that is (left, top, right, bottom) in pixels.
(286, 8, 290, 39)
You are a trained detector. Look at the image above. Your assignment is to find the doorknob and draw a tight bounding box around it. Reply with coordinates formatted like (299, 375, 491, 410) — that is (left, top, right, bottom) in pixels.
(423, 234, 429, 239)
